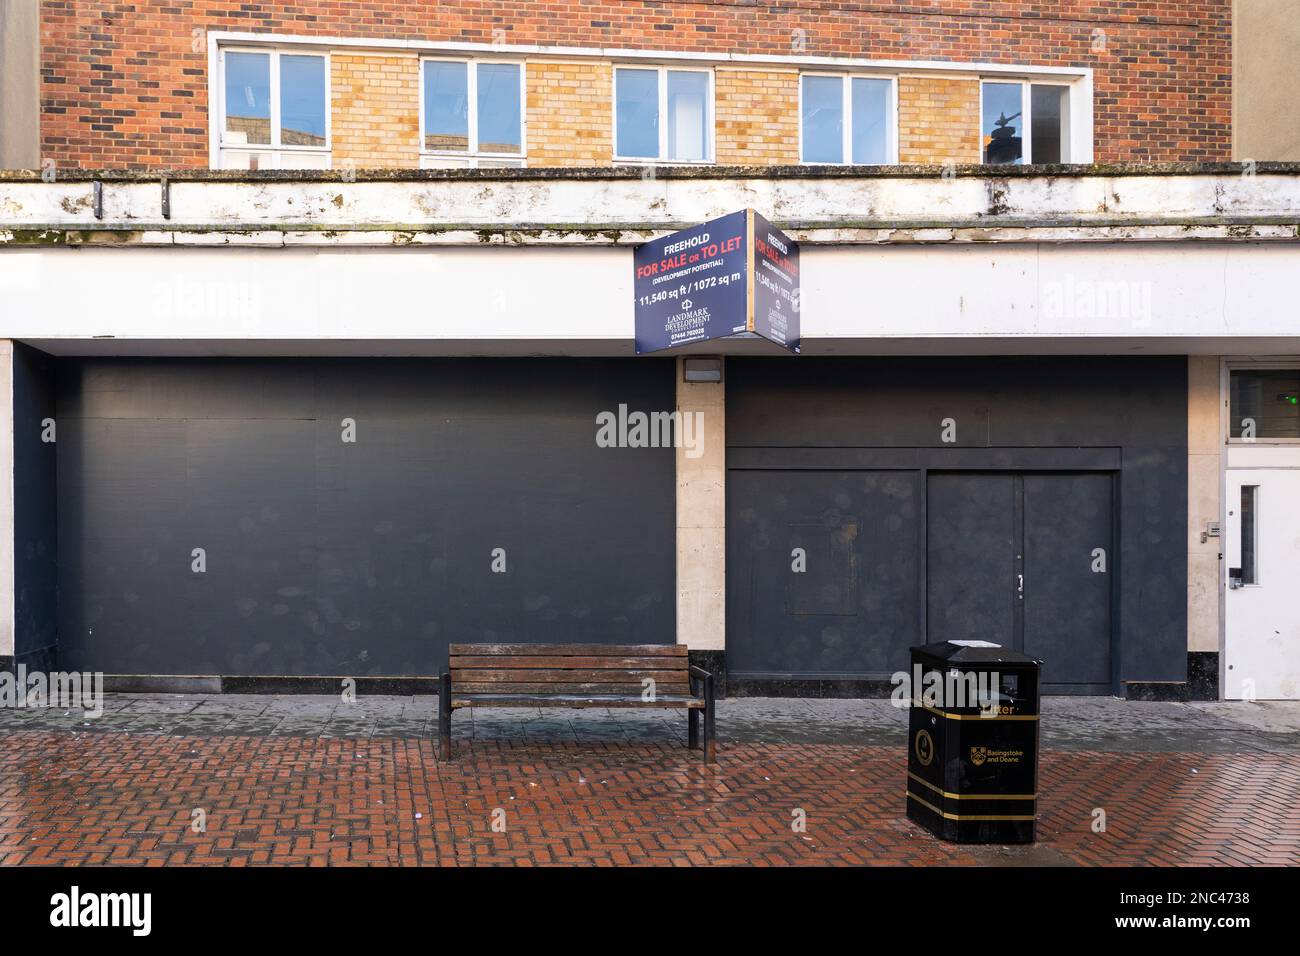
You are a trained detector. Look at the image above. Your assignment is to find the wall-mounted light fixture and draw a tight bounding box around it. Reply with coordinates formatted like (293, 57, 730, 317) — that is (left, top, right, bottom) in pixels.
(683, 357, 723, 383)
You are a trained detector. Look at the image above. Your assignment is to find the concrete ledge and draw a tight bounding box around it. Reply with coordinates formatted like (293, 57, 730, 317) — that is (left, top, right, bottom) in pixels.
(101, 674, 440, 695)
(2, 161, 1298, 184)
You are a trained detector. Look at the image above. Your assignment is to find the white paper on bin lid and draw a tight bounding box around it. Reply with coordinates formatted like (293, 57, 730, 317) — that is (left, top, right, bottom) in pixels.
(946, 640, 1002, 648)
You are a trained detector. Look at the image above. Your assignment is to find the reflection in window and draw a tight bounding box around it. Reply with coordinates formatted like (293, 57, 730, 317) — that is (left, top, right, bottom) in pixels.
(616, 67, 712, 162)
(667, 70, 708, 162)
(1030, 85, 1069, 164)
(801, 75, 892, 165)
(1241, 485, 1259, 584)
(224, 52, 271, 146)
(982, 81, 1023, 164)
(476, 63, 522, 154)
(616, 68, 659, 159)
(851, 77, 891, 164)
(424, 61, 470, 151)
(280, 54, 326, 147)
(1230, 369, 1300, 439)
(801, 75, 843, 163)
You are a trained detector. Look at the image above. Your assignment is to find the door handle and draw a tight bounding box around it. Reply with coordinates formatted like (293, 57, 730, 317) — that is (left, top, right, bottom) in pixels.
(1017, 573, 1024, 594)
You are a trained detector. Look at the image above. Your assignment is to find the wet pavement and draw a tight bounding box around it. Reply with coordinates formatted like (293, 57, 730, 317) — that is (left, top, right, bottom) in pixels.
(0, 693, 1296, 753)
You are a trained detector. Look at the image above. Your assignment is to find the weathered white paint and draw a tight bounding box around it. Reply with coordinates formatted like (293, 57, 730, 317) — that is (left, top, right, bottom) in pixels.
(676, 357, 725, 652)
(4, 242, 1300, 354)
(1, 169, 1297, 245)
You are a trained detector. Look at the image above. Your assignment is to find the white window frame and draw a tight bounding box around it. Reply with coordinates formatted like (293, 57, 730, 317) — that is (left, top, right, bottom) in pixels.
(419, 56, 527, 168)
(798, 72, 898, 166)
(217, 46, 332, 168)
(612, 65, 715, 165)
(980, 78, 1077, 165)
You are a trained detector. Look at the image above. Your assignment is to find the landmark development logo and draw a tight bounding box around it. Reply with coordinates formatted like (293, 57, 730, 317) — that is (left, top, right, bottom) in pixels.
(50, 887, 151, 936)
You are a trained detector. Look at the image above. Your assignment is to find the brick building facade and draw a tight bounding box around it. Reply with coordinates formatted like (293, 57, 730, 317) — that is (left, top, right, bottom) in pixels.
(37, 0, 1232, 170)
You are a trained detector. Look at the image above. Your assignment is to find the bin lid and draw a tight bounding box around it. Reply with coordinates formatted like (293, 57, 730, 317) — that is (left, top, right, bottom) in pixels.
(910, 640, 1042, 666)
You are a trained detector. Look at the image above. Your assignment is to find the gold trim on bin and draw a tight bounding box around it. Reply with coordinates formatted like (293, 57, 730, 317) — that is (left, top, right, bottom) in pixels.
(919, 705, 1039, 722)
(907, 772, 1037, 802)
(906, 791, 1036, 823)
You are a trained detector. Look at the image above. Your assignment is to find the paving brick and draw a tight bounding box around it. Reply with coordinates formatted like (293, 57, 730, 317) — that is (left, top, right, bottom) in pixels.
(1, 730, 1296, 866)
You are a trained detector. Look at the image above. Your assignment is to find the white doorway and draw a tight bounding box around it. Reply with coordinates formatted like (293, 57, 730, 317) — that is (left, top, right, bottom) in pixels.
(1223, 362, 1300, 700)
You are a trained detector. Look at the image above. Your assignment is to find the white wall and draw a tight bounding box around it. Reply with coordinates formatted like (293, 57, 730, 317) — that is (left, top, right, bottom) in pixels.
(4, 242, 1300, 354)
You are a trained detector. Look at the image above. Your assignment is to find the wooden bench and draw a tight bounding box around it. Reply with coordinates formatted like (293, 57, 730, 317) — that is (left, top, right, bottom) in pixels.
(439, 643, 716, 763)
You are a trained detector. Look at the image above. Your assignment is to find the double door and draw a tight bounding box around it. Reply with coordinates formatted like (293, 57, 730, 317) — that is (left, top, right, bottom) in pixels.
(927, 472, 1115, 692)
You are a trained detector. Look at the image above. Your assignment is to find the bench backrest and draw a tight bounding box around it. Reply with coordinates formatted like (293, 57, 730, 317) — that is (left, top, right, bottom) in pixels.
(448, 643, 691, 696)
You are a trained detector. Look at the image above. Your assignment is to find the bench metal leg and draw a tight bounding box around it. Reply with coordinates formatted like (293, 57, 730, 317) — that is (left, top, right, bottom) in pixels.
(438, 672, 452, 761)
(702, 673, 716, 765)
(688, 707, 700, 750)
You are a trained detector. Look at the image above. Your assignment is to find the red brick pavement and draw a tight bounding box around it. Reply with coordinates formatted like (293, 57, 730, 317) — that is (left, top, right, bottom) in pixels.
(0, 733, 1296, 866)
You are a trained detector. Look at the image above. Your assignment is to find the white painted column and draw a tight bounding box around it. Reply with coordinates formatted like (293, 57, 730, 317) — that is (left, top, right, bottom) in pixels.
(0, 340, 14, 662)
(675, 357, 725, 650)
(1187, 355, 1222, 657)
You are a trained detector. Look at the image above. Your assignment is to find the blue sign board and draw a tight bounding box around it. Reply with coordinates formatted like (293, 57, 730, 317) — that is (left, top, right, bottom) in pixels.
(633, 209, 800, 354)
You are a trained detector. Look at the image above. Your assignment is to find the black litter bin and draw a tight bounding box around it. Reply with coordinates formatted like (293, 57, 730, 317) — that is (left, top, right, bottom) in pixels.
(905, 641, 1041, 844)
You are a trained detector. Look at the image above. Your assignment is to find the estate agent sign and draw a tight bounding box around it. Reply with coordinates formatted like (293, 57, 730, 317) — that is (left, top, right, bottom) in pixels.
(633, 209, 800, 354)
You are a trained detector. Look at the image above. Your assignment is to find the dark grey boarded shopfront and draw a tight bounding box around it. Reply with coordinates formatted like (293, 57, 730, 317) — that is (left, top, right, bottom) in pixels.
(726, 356, 1188, 696)
(50, 357, 676, 677)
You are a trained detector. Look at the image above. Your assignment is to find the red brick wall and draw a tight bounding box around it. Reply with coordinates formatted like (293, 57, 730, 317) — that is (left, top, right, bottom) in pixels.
(39, 0, 1232, 169)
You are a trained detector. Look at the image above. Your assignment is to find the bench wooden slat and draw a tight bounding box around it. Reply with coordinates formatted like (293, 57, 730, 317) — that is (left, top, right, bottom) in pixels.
(453, 682, 691, 695)
(450, 655, 688, 670)
(439, 642, 715, 762)
(451, 695, 702, 709)
(451, 668, 687, 683)
(449, 643, 685, 657)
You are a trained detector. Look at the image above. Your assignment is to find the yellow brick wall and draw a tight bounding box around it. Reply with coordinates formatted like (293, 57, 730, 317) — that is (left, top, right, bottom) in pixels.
(526, 61, 612, 166)
(897, 75, 981, 165)
(330, 54, 420, 168)
(715, 68, 799, 165)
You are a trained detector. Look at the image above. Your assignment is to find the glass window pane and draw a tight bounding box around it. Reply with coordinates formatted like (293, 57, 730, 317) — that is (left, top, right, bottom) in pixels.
(224, 52, 271, 145)
(1030, 84, 1069, 163)
(424, 61, 469, 151)
(851, 77, 890, 164)
(982, 81, 1023, 164)
(1240, 486, 1258, 585)
(666, 71, 708, 162)
(280, 54, 326, 147)
(801, 75, 843, 163)
(616, 68, 660, 158)
(476, 63, 521, 154)
(1230, 369, 1300, 438)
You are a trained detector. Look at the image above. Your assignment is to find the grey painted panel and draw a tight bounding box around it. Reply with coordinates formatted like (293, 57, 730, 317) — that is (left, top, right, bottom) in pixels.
(12, 344, 57, 660)
(926, 473, 1017, 645)
(726, 356, 1187, 687)
(56, 358, 676, 676)
(728, 469, 921, 676)
(1023, 473, 1113, 685)
(57, 417, 190, 673)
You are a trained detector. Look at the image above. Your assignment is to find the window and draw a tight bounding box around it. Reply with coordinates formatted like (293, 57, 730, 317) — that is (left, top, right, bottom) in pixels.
(614, 67, 713, 163)
(800, 74, 895, 165)
(1240, 486, 1259, 585)
(981, 80, 1072, 164)
(1229, 369, 1300, 440)
(421, 59, 524, 168)
(219, 49, 329, 169)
